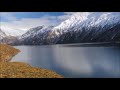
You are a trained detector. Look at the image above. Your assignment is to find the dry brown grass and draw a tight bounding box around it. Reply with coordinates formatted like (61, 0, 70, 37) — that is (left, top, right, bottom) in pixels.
(0, 44, 20, 62)
(0, 62, 63, 78)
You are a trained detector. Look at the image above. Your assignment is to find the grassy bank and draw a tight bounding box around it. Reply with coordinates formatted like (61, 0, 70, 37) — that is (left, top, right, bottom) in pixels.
(0, 62, 63, 78)
(0, 44, 20, 62)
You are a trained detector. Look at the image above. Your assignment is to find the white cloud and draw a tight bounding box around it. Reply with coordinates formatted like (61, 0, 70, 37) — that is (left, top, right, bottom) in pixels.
(58, 12, 77, 21)
(57, 15, 70, 21)
(0, 12, 76, 32)
(64, 12, 76, 15)
(1, 15, 60, 31)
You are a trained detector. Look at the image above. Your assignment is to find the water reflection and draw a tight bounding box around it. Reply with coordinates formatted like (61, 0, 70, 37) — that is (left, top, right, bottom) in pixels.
(12, 45, 120, 78)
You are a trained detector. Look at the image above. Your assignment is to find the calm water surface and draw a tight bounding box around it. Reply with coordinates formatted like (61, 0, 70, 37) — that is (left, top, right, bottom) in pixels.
(12, 44, 120, 78)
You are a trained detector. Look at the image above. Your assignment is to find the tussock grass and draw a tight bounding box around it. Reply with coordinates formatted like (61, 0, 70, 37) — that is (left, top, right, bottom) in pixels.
(0, 44, 20, 62)
(0, 62, 63, 78)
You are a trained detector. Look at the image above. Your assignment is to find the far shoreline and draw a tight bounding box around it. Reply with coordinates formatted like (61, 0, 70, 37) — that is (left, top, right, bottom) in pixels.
(12, 42, 120, 47)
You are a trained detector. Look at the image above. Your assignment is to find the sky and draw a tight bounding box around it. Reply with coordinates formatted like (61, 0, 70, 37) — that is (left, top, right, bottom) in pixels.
(0, 12, 75, 31)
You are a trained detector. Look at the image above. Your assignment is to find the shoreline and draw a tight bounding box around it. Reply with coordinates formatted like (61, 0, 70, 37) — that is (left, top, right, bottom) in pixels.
(11, 42, 120, 47)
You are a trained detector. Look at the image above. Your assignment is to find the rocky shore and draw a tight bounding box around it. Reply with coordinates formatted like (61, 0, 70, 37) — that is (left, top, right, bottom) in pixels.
(0, 44, 63, 78)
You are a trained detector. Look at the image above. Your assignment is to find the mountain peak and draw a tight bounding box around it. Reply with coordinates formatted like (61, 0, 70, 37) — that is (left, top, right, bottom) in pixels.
(20, 25, 54, 40)
(71, 12, 91, 21)
(53, 12, 120, 32)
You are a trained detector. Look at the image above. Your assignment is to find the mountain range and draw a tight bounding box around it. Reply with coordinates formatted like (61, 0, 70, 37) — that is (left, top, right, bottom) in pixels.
(0, 12, 120, 45)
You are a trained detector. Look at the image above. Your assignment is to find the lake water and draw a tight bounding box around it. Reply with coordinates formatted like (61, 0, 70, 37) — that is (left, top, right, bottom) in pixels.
(12, 44, 120, 78)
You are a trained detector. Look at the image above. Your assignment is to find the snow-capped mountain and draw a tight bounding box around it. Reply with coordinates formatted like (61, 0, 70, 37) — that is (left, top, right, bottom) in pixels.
(18, 26, 54, 45)
(52, 12, 120, 35)
(0, 29, 19, 44)
(11, 12, 120, 45)
(52, 12, 120, 43)
(0, 27, 26, 37)
(20, 26, 54, 39)
(0, 29, 7, 40)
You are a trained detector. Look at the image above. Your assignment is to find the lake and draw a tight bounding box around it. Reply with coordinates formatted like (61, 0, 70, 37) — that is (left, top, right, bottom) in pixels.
(12, 44, 120, 78)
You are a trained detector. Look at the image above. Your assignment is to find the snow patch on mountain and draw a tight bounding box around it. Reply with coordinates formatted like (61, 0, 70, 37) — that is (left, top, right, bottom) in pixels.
(52, 12, 120, 34)
(0, 29, 7, 40)
(0, 27, 26, 37)
(19, 26, 54, 40)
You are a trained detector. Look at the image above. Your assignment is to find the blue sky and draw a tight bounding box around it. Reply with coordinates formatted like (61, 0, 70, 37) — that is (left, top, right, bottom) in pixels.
(1, 12, 65, 22)
(0, 12, 75, 31)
